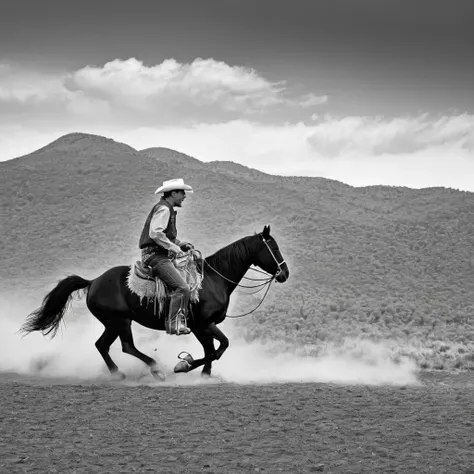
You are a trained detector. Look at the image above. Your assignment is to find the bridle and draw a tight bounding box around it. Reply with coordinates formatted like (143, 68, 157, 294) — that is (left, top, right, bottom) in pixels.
(261, 236, 286, 280)
(202, 233, 286, 318)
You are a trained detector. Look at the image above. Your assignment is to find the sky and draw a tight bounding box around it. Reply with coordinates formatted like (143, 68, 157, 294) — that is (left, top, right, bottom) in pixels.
(1, 0, 473, 190)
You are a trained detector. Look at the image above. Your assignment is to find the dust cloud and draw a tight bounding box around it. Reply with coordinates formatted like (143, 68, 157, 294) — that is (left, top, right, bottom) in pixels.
(0, 294, 419, 387)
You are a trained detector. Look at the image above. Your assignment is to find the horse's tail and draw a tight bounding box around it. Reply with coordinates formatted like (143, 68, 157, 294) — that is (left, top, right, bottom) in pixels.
(20, 275, 91, 338)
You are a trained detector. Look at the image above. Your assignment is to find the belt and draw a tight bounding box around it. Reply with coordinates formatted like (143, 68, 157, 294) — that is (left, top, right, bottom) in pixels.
(141, 245, 167, 255)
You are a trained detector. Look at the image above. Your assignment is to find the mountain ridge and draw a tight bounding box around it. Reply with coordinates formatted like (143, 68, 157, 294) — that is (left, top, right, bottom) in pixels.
(5, 131, 472, 194)
(30, 132, 138, 156)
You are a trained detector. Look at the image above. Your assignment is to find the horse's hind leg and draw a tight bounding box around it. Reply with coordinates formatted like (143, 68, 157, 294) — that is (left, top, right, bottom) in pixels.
(95, 327, 124, 380)
(118, 319, 166, 381)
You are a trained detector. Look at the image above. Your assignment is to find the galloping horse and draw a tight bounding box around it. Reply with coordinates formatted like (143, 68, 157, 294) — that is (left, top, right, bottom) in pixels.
(20, 226, 289, 380)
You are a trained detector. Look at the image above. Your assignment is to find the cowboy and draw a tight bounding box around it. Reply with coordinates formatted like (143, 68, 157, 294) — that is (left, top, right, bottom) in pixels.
(139, 178, 194, 335)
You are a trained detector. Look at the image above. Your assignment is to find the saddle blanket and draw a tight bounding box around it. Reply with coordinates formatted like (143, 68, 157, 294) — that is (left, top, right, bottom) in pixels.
(126, 257, 203, 314)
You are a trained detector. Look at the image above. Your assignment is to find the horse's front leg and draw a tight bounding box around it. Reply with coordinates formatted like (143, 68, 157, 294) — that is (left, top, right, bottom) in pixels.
(174, 324, 229, 377)
(193, 329, 217, 377)
(206, 322, 229, 360)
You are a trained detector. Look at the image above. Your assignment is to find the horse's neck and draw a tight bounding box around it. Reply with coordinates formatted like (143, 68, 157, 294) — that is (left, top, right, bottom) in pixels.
(227, 256, 252, 291)
(209, 239, 253, 292)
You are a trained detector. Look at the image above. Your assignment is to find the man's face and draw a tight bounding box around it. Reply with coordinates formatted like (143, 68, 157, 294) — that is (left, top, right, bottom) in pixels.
(172, 190, 186, 207)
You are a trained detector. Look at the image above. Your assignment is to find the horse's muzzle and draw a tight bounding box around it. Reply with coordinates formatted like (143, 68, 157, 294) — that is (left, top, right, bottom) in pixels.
(275, 267, 289, 283)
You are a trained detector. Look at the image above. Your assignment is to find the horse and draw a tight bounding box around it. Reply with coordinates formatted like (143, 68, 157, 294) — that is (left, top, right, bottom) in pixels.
(20, 225, 289, 380)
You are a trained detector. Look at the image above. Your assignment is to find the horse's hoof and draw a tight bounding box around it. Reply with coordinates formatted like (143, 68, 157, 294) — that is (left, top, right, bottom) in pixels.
(174, 360, 191, 373)
(201, 370, 211, 379)
(151, 368, 166, 381)
(111, 370, 126, 381)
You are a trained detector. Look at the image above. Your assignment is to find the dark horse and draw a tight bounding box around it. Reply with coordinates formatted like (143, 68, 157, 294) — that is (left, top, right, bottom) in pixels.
(20, 226, 289, 380)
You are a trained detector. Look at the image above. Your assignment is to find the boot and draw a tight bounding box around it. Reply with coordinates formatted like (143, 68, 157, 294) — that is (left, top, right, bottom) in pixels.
(166, 292, 191, 335)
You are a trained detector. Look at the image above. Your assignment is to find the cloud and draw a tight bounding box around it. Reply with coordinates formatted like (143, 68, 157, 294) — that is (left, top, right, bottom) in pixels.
(0, 58, 327, 126)
(0, 65, 66, 106)
(63, 57, 327, 119)
(308, 114, 474, 157)
(298, 93, 328, 107)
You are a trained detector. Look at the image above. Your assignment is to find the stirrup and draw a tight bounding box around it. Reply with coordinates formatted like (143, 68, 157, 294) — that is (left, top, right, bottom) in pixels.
(177, 325, 191, 335)
(166, 311, 191, 336)
(176, 316, 191, 335)
(178, 351, 195, 364)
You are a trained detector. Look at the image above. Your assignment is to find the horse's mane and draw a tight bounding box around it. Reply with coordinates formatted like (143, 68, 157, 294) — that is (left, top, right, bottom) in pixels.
(205, 235, 257, 268)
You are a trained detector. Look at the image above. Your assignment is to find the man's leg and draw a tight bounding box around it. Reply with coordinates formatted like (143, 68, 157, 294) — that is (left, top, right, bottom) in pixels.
(146, 255, 191, 335)
(167, 291, 191, 335)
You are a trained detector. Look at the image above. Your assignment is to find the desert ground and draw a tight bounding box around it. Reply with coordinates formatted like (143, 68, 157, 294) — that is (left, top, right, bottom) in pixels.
(1, 370, 473, 474)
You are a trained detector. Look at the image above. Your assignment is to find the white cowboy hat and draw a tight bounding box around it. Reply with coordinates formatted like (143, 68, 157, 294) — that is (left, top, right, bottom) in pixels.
(154, 178, 194, 194)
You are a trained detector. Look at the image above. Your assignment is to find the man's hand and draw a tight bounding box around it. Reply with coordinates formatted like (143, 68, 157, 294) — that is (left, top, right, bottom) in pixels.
(168, 244, 183, 257)
(180, 242, 194, 252)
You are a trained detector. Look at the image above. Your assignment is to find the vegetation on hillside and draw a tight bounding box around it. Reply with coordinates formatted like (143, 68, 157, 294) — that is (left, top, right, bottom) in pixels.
(1, 133, 473, 370)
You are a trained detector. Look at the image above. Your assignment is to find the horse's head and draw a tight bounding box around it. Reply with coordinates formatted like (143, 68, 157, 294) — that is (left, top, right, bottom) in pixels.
(253, 225, 289, 283)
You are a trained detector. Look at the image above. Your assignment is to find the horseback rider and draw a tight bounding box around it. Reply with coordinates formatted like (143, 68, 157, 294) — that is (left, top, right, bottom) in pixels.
(139, 178, 194, 335)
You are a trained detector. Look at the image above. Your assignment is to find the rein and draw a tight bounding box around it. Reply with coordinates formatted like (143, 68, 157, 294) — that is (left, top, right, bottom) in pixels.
(203, 262, 274, 289)
(225, 279, 275, 318)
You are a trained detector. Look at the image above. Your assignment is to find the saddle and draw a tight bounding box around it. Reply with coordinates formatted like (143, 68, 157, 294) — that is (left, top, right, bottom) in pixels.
(134, 261, 154, 280)
(127, 251, 203, 312)
(132, 252, 195, 280)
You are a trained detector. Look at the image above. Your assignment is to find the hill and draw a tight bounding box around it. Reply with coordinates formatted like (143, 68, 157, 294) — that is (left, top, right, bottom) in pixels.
(1, 132, 474, 370)
(29, 132, 138, 158)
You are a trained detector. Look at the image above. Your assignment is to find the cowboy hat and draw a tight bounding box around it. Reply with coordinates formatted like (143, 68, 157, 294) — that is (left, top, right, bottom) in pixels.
(154, 178, 194, 194)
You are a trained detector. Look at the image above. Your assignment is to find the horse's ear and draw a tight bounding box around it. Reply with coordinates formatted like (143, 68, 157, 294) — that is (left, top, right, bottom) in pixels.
(263, 225, 270, 238)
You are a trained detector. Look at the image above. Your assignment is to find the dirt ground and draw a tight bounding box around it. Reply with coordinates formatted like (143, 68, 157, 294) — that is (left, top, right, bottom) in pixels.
(0, 371, 473, 474)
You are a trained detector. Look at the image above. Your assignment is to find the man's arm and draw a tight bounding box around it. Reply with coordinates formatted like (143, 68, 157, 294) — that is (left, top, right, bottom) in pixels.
(149, 207, 182, 254)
